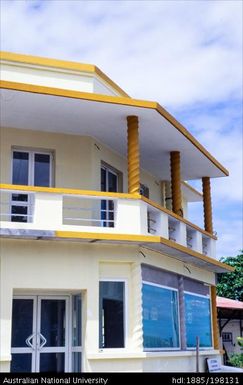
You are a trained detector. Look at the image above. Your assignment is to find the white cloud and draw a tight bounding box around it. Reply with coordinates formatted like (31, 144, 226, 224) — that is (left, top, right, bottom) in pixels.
(1, 0, 242, 258)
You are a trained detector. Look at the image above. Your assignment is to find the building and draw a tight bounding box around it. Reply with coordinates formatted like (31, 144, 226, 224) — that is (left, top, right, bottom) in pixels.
(217, 296, 243, 364)
(0, 52, 233, 373)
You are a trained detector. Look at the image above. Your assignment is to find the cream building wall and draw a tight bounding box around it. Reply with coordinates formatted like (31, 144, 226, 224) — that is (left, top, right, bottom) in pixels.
(0, 238, 218, 372)
(1, 126, 163, 205)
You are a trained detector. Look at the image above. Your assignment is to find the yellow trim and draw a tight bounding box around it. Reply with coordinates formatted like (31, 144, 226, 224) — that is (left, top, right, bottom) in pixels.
(54, 230, 233, 272)
(55, 231, 160, 243)
(0, 51, 130, 98)
(181, 181, 203, 198)
(0, 80, 229, 177)
(158, 236, 234, 271)
(141, 196, 217, 240)
(156, 104, 229, 177)
(0, 183, 140, 199)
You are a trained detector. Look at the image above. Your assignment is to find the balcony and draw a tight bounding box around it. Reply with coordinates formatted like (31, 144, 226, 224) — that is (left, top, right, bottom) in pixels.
(0, 184, 229, 274)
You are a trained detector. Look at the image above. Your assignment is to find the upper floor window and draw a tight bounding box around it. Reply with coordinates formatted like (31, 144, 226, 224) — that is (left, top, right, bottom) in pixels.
(12, 149, 53, 187)
(100, 163, 122, 228)
(11, 149, 53, 222)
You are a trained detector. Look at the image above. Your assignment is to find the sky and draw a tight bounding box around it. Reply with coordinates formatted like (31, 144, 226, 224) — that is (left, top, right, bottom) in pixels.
(1, 0, 242, 259)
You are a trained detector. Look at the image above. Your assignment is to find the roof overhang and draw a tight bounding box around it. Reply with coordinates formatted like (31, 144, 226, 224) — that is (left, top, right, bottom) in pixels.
(0, 81, 228, 181)
(0, 228, 232, 273)
(217, 296, 243, 310)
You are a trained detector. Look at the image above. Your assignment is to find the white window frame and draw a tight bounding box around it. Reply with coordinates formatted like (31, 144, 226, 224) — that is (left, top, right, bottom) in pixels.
(184, 290, 213, 350)
(11, 147, 54, 187)
(142, 280, 181, 351)
(99, 278, 128, 352)
(11, 293, 82, 373)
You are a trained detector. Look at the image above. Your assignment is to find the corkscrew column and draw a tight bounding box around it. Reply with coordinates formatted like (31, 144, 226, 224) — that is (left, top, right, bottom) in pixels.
(170, 151, 183, 217)
(127, 115, 140, 194)
(211, 285, 220, 350)
(202, 176, 213, 234)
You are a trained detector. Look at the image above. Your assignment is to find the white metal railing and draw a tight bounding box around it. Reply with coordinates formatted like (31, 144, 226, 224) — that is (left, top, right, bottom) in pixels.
(0, 186, 216, 258)
(63, 196, 115, 227)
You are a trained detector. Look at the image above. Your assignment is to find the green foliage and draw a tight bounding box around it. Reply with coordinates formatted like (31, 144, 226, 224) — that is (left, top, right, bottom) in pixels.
(237, 337, 243, 349)
(228, 337, 243, 368)
(228, 353, 243, 368)
(217, 251, 243, 301)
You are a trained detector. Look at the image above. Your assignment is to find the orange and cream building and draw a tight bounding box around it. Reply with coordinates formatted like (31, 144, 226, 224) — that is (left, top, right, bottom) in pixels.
(0, 52, 233, 373)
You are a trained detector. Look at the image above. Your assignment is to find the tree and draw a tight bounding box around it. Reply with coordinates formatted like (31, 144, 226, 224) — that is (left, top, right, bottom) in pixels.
(217, 251, 243, 301)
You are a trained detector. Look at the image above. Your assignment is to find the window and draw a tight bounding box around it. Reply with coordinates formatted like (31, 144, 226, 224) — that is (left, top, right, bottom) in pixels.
(222, 332, 233, 343)
(142, 283, 180, 349)
(140, 183, 149, 198)
(184, 292, 212, 348)
(11, 149, 53, 222)
(71, 294, 82, 372)
(100, 164, 120, 228)
(99, 281, 125, 348)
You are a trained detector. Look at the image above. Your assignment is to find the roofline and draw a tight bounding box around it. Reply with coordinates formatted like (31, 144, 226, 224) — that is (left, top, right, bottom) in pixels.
(0, 51, 130, 98)
(0, 79, 229, 177)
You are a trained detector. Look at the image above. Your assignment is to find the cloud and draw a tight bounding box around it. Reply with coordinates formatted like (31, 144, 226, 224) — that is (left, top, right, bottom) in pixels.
(1, 0, 242, 258)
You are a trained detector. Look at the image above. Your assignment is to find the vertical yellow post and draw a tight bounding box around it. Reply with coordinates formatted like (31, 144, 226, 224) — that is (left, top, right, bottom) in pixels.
(170, 151, 183, 217)
(211, 286, 220, 350)
(202, 177, 213, 234)
(127, 115, 140, 194)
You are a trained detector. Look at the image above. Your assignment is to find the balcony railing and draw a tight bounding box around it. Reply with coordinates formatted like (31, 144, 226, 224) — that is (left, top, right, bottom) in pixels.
(0, 184, 216, 258)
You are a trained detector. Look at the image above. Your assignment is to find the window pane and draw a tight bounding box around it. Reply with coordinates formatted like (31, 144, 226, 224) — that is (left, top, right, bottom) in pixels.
(101, 168, 106, 192)
(40, 300, 66, 347)
(72, 295, 82, 347)
(185, 293, 212, 348)
(39, 353, 64, 372)
(108, 171, 117, 192)
(34, 153, 50, 187)
(72, 352, 82, 372)
(12, 151, 29, 185)
(99, 281, 124, 348)
(142, 283, 179, 349)
(11, 354, 32, 373)
(12, 299, 34, 347)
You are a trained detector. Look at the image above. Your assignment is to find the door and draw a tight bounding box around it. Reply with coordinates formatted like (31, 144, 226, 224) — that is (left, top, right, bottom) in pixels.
(100, 165, 118, 227)
(10, 295, 80, 372)
(11, 149, 52, 222)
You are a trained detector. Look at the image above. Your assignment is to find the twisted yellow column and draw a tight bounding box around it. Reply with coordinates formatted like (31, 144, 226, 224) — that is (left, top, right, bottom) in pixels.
(170, 151, 183, 217)
(127, 115, 140, 194)
(202, 177, 213, 234)
(211, 286, 220, 350)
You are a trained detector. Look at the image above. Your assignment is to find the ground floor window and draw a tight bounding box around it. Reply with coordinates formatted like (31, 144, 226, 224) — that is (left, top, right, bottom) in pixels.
(99, 281, 125, 348)
(185, 292, 212, 348)
(141, 264, 213, 351)
(142, 282, 180, 349)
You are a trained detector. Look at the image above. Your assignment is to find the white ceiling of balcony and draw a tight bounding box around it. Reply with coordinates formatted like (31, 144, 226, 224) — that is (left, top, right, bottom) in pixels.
(0, 88, 227, 181)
